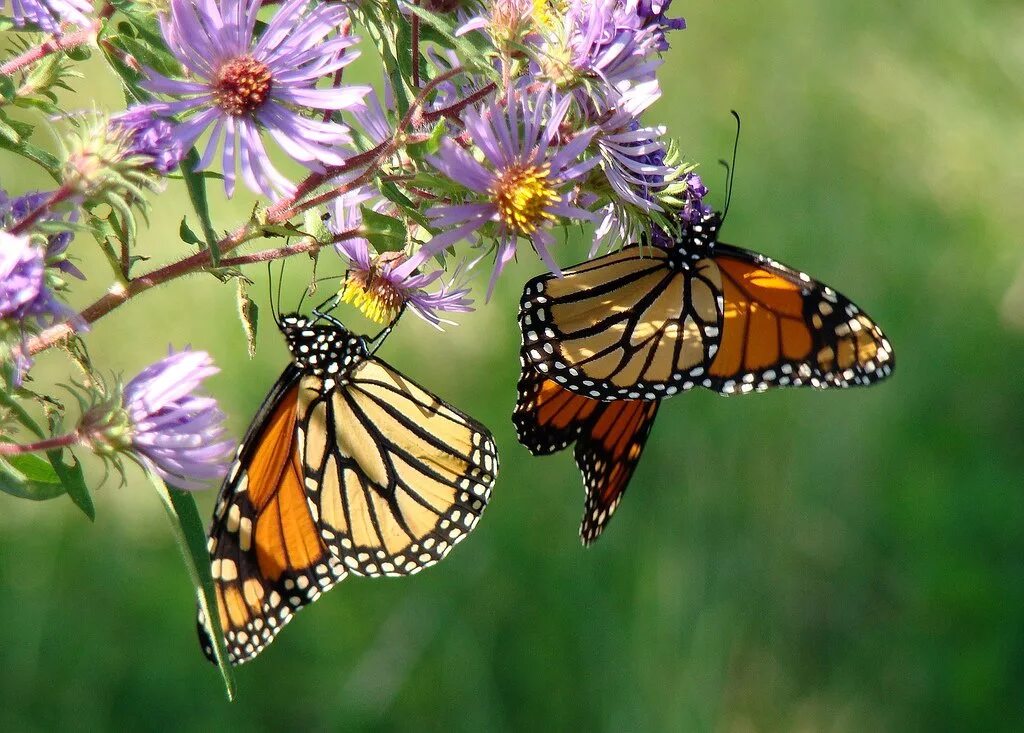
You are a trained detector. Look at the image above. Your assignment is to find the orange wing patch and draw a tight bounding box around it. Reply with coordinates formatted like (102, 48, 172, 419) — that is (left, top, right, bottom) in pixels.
(513, 363, 660, 544)
(199, 377, 347, 666)
(706, 248, 894, 393)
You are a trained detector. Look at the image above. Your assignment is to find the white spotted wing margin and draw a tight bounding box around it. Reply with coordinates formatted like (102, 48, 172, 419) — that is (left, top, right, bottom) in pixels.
(298, 357, 499, 578)
(198, 365, 349, 667)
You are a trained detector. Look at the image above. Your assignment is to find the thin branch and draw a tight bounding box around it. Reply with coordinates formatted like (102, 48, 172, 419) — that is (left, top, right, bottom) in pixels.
(0, 431, 80, 456)
(421, 82, 497, 124)
(0, 22, 100, 76)
(24, 66, 473, 356)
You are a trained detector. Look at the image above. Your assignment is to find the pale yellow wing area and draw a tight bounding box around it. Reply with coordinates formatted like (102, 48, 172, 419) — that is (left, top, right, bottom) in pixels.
(519, 245, 724, 400)
(298, 362, 497, 577)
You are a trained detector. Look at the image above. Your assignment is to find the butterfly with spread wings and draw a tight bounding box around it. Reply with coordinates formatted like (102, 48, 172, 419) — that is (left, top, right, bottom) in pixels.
(514, 209, 894, 542)
(198, 311, 498, 665)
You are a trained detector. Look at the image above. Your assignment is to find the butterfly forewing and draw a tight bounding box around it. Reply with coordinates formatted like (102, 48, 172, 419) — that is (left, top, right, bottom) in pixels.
(705, 244, 894, 392)
(300, 358, 498, 578)
(520, 245, 723, 401)
(198, 367, 348, 666)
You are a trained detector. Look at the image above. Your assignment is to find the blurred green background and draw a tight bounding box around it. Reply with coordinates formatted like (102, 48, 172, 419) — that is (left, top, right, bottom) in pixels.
(3, 2, 1024, 730)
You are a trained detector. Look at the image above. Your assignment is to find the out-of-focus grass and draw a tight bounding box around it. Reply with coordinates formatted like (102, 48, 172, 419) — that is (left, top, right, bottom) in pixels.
(2, 2, 1024, 730)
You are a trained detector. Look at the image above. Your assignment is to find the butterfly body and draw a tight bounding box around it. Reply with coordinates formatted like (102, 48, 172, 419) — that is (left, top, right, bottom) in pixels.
(199, 312, 498, 665)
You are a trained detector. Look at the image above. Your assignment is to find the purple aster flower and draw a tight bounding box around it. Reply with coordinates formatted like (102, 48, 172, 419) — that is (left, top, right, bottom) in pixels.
(328, 190, 473, 327)
(1, 190, 84, 281)
(552, 0, 666, 104)
(0, 232, 44, 321)
(109, 106, 186, 176)
(595, 86, 672, 210)
(636, 0, 686, 50)
(0, 229, 78, 326)
(1, 0, 93, 34)
(418, 87, 600, 298)
(679, 171, 711, 223)
(143, 0, 370, 199)
(122, 349, 233, 490)
(350, 91, 392, 147)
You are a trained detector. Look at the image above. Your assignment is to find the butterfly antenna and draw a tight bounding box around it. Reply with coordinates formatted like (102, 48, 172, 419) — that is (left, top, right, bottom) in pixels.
(275, 259, 286, 320)
(719, 110, 742, 222)
(266, 261, 280, 326)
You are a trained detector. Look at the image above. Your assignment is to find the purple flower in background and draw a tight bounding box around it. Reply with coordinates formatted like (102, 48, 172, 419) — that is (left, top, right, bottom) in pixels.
(329, 190, 473, 327)
(679, 172, 711, 222)
(419, 88, 600, 298)
(1, 0, 93, 34)
(0, 229, 78, 326)
(110, 106, 185, 176)
(636, 0, 686, 50)
(1, 190, 84, 282)
(143, 0, 370, 198)
(122, 349, 233, 490)
(0, 232, 44, 321)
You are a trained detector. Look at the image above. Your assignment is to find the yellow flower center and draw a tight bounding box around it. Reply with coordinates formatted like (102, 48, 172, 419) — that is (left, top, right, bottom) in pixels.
(491, 163, 561, 235)
(214, 55, 273, 117)
(339, 251, 407, 325)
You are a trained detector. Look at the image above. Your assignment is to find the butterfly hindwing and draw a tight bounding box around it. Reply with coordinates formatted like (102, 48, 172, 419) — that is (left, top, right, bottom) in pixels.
(198, 366, 348, 666)
(513, 365, 659, 544)
(300, 358, 498, 577)
(574, 397, 659, 544)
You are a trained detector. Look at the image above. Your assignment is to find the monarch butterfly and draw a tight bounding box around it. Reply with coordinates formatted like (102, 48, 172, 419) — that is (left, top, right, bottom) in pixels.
(515, 209, 894, 541)
(197, 310, 499, 665)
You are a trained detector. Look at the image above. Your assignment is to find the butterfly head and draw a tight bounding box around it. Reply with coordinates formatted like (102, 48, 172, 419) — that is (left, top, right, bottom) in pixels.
(279, 312, 368, 377)
(653, 209, 723, 267)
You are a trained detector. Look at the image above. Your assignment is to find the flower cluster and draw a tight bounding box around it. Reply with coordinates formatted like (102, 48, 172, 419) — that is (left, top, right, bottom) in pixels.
(0, 0, 695, 497)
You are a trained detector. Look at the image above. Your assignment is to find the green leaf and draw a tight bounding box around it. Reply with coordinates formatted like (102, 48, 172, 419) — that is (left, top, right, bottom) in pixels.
(180, 149, 222, 266)
(236, 280, 259, 359)
(0, 389, 47, 439)
(0, 75, 16, 101)
(148, 474, 236, 701)
(377, 180, 434, 232)
(47, 449, 95, 521)
(0, 453, 67, 501)
(179, 217, 203, 246)
(360, 207, 408, 252)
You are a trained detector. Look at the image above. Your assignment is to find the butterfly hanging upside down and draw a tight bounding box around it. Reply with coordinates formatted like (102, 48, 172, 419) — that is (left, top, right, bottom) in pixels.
(198, 308, 499, 665)
(514, 210, 895, 544)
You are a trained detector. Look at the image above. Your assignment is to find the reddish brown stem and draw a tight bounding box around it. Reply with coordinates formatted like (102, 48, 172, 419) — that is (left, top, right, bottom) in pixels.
(0, 22, 100, 76)
(217, 229, 358, 268)
(8, 186, 74, 235)
(421, 82, 497, 124)
(0, 431, 80, 456)
(24, 67, 469, 357)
